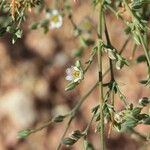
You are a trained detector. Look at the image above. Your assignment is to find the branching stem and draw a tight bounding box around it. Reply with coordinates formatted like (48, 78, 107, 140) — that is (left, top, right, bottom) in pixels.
(98, 1, 105, 150)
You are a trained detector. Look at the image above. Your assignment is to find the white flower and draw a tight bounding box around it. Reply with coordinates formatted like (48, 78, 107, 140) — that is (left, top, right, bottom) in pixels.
(65, 66, 83, 83)
(47, 9, 63, 29)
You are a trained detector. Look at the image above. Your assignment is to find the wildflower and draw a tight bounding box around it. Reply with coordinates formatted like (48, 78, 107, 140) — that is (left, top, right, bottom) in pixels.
(47, 9, 63, 29)
(66, 66, 83, 83)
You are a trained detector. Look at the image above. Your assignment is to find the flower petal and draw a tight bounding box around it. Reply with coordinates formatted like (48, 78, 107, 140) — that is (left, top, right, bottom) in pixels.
(66, 68, 72, 74)
(52, 9, 59, 15)
(66, 75, 73, 81)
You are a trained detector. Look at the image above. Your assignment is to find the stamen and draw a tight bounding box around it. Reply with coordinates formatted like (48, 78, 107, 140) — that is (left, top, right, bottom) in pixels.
(51, 15, 59, 23)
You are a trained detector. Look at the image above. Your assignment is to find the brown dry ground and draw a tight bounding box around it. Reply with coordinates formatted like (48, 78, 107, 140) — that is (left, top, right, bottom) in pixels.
(0, 0, 150, 150)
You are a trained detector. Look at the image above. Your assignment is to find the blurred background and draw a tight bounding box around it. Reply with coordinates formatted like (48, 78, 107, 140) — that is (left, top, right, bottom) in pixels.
(0, 0, 150, 150)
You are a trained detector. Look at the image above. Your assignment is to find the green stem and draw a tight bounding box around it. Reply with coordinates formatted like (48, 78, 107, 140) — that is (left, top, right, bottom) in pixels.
(56, 81, 98, 150)
(123, 0, 150, 67)
(23, 16, 130, 142)
(30, 120, 53, 134)
(98, 1, 105, 150)
(123, 0, 141, 25)
(57, 76, 111, 149)
(104, 19, 114, 81)
(138, 33, 150, 67)
(56, 116, 74, 150)
(130, 43, 137, 59)
(119, 36, 130, 55)
(84, 114, 95, 136)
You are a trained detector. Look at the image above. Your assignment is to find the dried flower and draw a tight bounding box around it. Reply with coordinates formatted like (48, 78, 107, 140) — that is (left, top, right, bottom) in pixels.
(66, 66, 83, 83)
(47, 9, 63, 29)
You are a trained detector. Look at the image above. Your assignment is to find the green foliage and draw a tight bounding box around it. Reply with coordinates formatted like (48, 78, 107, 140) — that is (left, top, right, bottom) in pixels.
(8, 0, 150, 149)
(18, 129, 31, 139)
(0, 0, 43, 43)
(84, 140, 95, 150)
(63, 130, 84, 146)
(131, 0, 150, 10)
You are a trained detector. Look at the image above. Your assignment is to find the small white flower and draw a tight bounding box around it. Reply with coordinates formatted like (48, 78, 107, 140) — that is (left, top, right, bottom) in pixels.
(47, 9, 63, 29)
(65, 66, 83, 83)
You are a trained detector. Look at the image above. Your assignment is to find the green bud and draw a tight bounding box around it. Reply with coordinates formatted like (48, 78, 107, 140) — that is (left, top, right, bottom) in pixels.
(71, 130, 84, 139)
(136, 55, 147, 63)
(63, 137, 77, 146)
(53, 115, 65, 122)
(30, 22, 39, 30)
(75, 60, 81, 68)
(18, 129, 31, 139)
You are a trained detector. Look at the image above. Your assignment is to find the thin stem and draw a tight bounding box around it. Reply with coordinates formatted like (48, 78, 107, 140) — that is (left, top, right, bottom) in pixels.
(108, 82, 115, 138)
(56, 116, 74, 150)
(29, 113, 69, 135)
(84, 113, 95, 136)
(104, 20, 116, 138)
(30, 120, 53, 134)
(56, 68, 111, 150)
(56, 18, 130, 148)
(104, 18, 114, 81)
(138, 33, 150, 67)
(107, 2, 150, 62)
(119, 36, 130, 55)
(83, 47, 97, 73)
(56, 81, 98, 150)
(123, 0, 141, 25)
(98, 1, 105, 150)
(19, 29, 129, 143)
(23, 29, 129, 141)
(130, 43, 137, 59)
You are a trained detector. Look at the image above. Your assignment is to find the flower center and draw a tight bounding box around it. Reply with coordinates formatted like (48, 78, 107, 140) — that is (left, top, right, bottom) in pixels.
(72, 70, 80, 78)
(51, 15, 59, 23)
